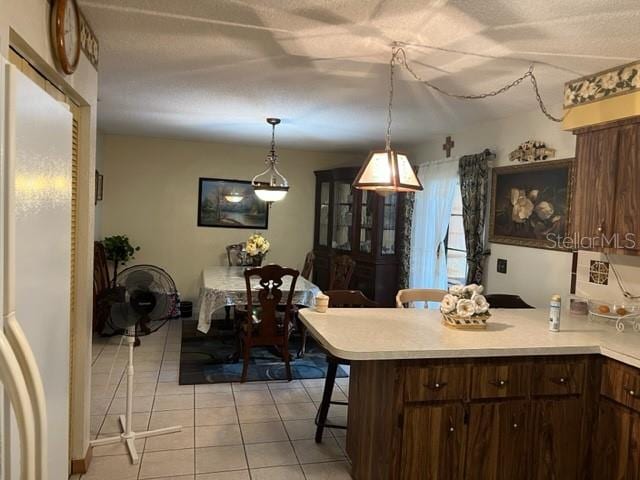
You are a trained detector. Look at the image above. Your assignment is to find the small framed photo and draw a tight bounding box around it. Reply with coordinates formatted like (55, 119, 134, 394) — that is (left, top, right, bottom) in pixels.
(95, 170, 103, 204)
(197, 178, 268, 229)
(489, 159, 574, 250)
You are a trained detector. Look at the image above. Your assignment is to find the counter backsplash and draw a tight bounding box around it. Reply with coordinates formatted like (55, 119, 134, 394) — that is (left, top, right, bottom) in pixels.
(575, 250, 640, 304)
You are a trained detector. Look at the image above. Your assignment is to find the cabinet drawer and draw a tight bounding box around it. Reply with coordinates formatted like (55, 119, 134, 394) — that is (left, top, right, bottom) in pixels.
(470, 363, 529, 400)
(601, 360, 640, 412)
(532, 360, 585, 396)
(404, 365, 466, 402)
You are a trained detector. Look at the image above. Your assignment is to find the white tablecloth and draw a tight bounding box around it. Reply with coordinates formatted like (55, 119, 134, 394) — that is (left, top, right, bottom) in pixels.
(197, 266, 321, 333)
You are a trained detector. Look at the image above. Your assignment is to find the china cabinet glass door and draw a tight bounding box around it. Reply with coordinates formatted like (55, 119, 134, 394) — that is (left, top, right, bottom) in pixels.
(332, 181, 353, 251)
(318, 181, 330, 247)
(359, 190, 375, 254)
(381, 193, 397, 255)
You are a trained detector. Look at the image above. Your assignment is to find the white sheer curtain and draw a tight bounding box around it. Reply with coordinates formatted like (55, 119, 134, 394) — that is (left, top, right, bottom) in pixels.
(410, 160, 459, 290)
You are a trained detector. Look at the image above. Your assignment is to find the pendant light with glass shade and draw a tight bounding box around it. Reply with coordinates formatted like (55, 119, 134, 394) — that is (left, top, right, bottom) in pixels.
(224, 191, 244, 203)
(252, 118, 289, 202)
(353, 46, 423, 193)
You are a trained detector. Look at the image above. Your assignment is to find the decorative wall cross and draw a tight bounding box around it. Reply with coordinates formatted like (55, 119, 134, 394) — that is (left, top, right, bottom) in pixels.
(443, 136, 455, 157)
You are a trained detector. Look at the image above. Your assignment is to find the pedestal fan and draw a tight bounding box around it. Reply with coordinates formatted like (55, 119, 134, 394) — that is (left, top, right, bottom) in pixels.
(90, 265, 181, 464)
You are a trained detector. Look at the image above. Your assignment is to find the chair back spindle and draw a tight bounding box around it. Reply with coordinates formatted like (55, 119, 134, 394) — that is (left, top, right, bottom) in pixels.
(243, 265, 299, 345)
(328, 255, 355, 290)
(226, 243, 246, 266)
(301, 251, 315, 280)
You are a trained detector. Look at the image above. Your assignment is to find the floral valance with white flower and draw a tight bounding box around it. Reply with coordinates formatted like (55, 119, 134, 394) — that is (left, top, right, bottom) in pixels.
(564, 60, 639, 108)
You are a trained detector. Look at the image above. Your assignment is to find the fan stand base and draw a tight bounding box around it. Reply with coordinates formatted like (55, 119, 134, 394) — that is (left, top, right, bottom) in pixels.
(91, 418, 181, 464)
(89, 328, 180, 465)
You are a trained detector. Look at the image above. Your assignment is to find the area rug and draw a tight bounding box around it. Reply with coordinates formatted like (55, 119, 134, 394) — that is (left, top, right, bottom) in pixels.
(179, 319, 347, 384)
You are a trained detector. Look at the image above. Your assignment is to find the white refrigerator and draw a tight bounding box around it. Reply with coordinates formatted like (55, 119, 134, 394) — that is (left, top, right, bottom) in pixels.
(0, 57, 72, 480)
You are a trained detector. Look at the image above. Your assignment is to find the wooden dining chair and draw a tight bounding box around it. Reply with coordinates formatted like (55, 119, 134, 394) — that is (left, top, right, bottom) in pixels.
(93, 241, 111, 333)
(315, 289, 377, 443)
(395, 288, 448, 308)
(226, 243, 246, 266)
(484, 294, 534, 309)
(239, 265, 299, 383)
(328, 255, 355, 290)
(301, 251, 315, 280)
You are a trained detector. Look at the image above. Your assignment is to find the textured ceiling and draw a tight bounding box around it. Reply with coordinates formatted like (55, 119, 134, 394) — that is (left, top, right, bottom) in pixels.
(81, 0, 640, 151)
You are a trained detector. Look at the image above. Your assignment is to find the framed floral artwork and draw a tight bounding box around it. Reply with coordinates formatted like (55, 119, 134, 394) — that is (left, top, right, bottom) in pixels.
(489, 159, 574, 250)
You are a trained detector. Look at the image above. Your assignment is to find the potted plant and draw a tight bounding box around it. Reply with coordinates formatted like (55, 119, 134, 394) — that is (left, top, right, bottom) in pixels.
(245, 233, 269, 266)
(103, 235, 141, 287)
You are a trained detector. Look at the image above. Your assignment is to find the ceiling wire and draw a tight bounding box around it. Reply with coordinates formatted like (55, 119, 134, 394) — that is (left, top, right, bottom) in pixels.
(390, 45, 565, 123)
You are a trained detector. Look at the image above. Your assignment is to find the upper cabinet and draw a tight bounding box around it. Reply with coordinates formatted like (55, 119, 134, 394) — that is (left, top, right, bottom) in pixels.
(572, 117, 640, 254)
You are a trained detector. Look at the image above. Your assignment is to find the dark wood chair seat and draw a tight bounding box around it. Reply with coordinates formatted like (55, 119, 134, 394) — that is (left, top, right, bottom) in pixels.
(314, 289, 377, 443)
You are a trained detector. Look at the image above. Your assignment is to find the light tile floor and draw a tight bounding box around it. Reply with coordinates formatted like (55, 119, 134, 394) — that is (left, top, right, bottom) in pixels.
(84, 319, 352, 480)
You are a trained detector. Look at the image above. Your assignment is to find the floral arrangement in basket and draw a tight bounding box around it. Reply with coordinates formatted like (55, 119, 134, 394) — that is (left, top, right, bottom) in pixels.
(440, 284, 491, 329)
(245, 233, 270, 266)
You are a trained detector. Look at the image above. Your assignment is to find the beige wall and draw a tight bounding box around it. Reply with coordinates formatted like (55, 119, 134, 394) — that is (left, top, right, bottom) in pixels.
(100, 134, 362, 301)
(411, 105, 577, 307)
(0, 0, 98, 466)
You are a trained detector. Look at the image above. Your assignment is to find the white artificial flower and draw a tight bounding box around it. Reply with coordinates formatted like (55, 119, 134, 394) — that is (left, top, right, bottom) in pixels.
(579, 81, 598, 98)
(472, 293, 490, 314)
(600, 72, 619, 90)
(535, 201, 555, 221)
(512, 196, 534, 223)
(621, 67, 636, 83)
(564, 88, 576, 105)
(463, 284, 483, 297)
(449, 285, 464, 296)
(440, 294, 458, 314)
(456, 299, 476, 318)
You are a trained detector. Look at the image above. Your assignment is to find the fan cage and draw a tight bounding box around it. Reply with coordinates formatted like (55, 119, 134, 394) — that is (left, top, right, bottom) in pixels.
(106, 264, 179, 337)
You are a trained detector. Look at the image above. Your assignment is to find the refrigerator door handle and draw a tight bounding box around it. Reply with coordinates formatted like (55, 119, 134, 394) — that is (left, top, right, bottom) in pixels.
(5, 313, 48, 480)
(0, 332, 36, 480)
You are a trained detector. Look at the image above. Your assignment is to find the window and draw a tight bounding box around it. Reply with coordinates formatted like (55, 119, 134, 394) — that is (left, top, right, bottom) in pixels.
(445, 184, 467, 285)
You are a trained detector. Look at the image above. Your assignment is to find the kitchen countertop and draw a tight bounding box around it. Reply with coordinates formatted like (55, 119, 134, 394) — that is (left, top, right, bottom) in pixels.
(299, 308, 640, 368)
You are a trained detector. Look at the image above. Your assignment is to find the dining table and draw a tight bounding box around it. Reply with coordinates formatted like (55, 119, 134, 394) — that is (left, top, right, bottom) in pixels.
(196, 265, 321, 334)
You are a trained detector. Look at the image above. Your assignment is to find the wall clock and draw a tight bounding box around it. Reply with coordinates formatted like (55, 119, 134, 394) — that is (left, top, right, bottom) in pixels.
(51, 0, 81, 75)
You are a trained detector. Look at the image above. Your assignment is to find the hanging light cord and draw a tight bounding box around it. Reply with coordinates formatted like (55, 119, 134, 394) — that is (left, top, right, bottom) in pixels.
(389, 45, 565, 123)
(269, 122, 277, 161)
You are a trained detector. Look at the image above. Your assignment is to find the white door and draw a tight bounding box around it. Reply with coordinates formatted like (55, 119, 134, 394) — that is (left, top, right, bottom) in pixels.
(4, 63, 72, 480)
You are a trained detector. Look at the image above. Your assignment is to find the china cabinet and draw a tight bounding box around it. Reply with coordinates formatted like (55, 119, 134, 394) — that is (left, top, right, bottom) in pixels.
(312, 167, 404, 306)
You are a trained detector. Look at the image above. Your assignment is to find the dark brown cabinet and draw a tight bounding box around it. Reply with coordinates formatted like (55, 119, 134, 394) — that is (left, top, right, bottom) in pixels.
(401, 403, 465, 480)
(573, 117, 640, 254)
(313, 167, 404, 305)
(465, 400, 530, 480)
(530, 398, 584, 480)
(348, 356, 601, 480)
(593, 359, 640, 480)
(593, 399, 640, 480)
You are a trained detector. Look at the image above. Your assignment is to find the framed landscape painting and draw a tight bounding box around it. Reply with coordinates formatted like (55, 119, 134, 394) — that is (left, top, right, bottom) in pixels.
(489, 159, 574, 250)
(197, 178, 268, 229)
